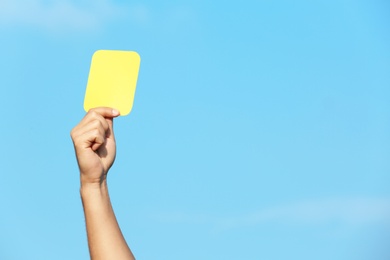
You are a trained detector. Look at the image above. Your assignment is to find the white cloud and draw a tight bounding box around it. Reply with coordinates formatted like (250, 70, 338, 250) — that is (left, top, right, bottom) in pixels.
(0, 0, 121, 31)
(0, 1, 196, 32)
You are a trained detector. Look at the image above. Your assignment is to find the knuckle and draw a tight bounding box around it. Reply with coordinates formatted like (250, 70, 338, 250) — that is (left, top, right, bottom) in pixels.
(70, 128, 78, 139)
(87, 110, 99, 118)
(91, 119, 101, 129)
(89, 111, 97, 117)
(91, 128, 101, 137)
(72, 135, 82, 146)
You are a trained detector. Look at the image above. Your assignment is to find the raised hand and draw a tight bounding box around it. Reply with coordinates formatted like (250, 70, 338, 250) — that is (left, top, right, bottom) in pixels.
(71, 107, 120, 186)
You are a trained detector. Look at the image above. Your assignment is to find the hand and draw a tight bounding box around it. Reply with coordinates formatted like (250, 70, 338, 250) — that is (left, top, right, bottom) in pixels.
(71, 107, 120, 186)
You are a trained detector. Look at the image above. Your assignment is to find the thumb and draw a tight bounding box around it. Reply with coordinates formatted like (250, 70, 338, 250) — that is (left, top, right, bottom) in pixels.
(88, 107, 120, 119)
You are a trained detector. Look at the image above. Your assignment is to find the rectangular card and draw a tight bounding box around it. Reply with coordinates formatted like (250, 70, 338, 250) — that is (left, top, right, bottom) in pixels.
(84, 50, 141, 116)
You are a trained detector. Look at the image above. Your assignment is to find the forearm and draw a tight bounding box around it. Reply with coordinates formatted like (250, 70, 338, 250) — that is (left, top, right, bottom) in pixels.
(80, 181, 135, 260)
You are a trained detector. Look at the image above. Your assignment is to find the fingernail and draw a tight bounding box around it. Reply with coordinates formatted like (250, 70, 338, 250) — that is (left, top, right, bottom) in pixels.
(112, 109, 120, 116)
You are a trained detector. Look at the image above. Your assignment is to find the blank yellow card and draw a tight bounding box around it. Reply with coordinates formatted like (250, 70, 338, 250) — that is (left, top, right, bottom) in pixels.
(84, 50, 141, 116)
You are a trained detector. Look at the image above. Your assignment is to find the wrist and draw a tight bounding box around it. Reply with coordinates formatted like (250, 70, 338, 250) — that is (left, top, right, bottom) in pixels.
(80, 178, 108, 196)
(80, 170, 107, 186)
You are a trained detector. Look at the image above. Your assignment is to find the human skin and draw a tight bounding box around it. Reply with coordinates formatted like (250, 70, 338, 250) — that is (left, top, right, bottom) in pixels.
(70, 107, 135, 260)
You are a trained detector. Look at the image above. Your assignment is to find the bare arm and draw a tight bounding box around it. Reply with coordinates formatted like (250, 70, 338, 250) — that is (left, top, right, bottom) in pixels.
(71, 107, 135, 260)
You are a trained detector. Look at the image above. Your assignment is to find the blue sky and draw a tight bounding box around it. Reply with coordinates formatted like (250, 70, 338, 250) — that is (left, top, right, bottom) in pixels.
(1, 0, 389, 259)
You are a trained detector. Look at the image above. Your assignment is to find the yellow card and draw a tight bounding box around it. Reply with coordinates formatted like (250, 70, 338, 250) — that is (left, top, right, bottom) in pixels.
(84, 50, 141, 116)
